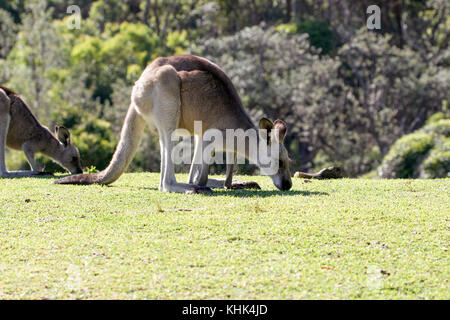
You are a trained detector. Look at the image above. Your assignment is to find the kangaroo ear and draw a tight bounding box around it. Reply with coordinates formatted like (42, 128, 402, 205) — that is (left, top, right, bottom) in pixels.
(273, 119, 287, 143)
(55, 125, 71, 146)
(258, 118, 274, 143)
(259, 117, 274, 130)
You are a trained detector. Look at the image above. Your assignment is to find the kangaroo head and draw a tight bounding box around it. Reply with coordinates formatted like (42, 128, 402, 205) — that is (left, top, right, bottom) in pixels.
(55, 125, 83, 174)
(258, 118, 292, 191)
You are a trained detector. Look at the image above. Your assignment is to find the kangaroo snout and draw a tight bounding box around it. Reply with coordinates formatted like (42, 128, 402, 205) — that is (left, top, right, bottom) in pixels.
(272, 175, 293, 191)
(280, 180, 292, 191)
(276, 178, 292, 191)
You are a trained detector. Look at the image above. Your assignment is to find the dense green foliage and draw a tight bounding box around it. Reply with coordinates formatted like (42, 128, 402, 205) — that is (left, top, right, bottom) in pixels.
(0, 0, 448, 176)
(379, 115, 450, 178)
(0, 173, 448, 299)
(379, 133, 434, 178)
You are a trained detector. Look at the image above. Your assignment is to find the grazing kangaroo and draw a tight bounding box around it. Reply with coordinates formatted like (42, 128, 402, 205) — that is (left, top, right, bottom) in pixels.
(54, 55, 292, 193)
(0, 86, 83, 177)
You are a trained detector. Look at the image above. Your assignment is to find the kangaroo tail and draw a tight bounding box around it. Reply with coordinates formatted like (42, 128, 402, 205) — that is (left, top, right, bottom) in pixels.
(53, 105, 146, 185)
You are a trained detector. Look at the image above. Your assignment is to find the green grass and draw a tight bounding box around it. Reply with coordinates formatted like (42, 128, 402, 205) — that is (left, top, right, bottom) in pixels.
(0, 173, 448, 299)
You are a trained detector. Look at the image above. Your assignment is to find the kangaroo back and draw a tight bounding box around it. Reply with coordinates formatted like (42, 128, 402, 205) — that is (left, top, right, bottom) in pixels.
(1, 86, 45, 150)
(149, 55, 254, 126)
(0, 85, 18, 96)
(0, 85, 42, 127)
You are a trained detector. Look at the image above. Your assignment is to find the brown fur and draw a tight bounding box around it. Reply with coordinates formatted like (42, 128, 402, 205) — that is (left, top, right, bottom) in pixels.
(0, 85, 17, 96)
(5, 91, 50, 150)
(0, 86, 82, 176)
(178, 70, 254, 134)
(151, 55, 250, 122)
(54, 55, 292, 191)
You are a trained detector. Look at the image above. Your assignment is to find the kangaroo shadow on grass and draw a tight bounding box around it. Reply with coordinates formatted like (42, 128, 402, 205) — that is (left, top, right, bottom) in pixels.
(113, 187, 326, 197)
(203, 189, 328, 198)
(0, 172, 56, 180)
(51, 176, 328, 197)
(76, 184, 327, 197)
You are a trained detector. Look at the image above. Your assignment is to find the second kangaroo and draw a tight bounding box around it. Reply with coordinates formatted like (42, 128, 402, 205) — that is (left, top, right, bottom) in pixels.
(0, 86, 83, 177)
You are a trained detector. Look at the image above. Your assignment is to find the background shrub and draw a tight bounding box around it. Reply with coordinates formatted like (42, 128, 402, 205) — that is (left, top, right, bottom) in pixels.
(379, 116, 450, 179)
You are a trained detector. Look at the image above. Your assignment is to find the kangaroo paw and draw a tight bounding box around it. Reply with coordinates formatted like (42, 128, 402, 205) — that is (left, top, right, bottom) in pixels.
(185, 185, 213, 194)
(229, 180, 261, 190)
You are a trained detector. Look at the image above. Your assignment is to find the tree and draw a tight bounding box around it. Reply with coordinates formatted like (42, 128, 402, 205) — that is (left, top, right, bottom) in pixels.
(6, 0, 66, 124)
(0, 9, 17, 59)
(194, 25, 449, 175)
(193, 25, 323, 170)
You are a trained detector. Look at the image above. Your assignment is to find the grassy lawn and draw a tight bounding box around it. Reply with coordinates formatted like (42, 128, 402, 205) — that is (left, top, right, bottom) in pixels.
(0, 173, 448, 299)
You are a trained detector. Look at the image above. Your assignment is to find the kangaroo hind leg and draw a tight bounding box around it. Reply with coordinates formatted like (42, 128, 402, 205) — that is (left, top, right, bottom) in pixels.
(151, 66, 212, 194)
(187, 135, 204, 185)
(0, 89, 10, 177)
(157, 120, 212, 194)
